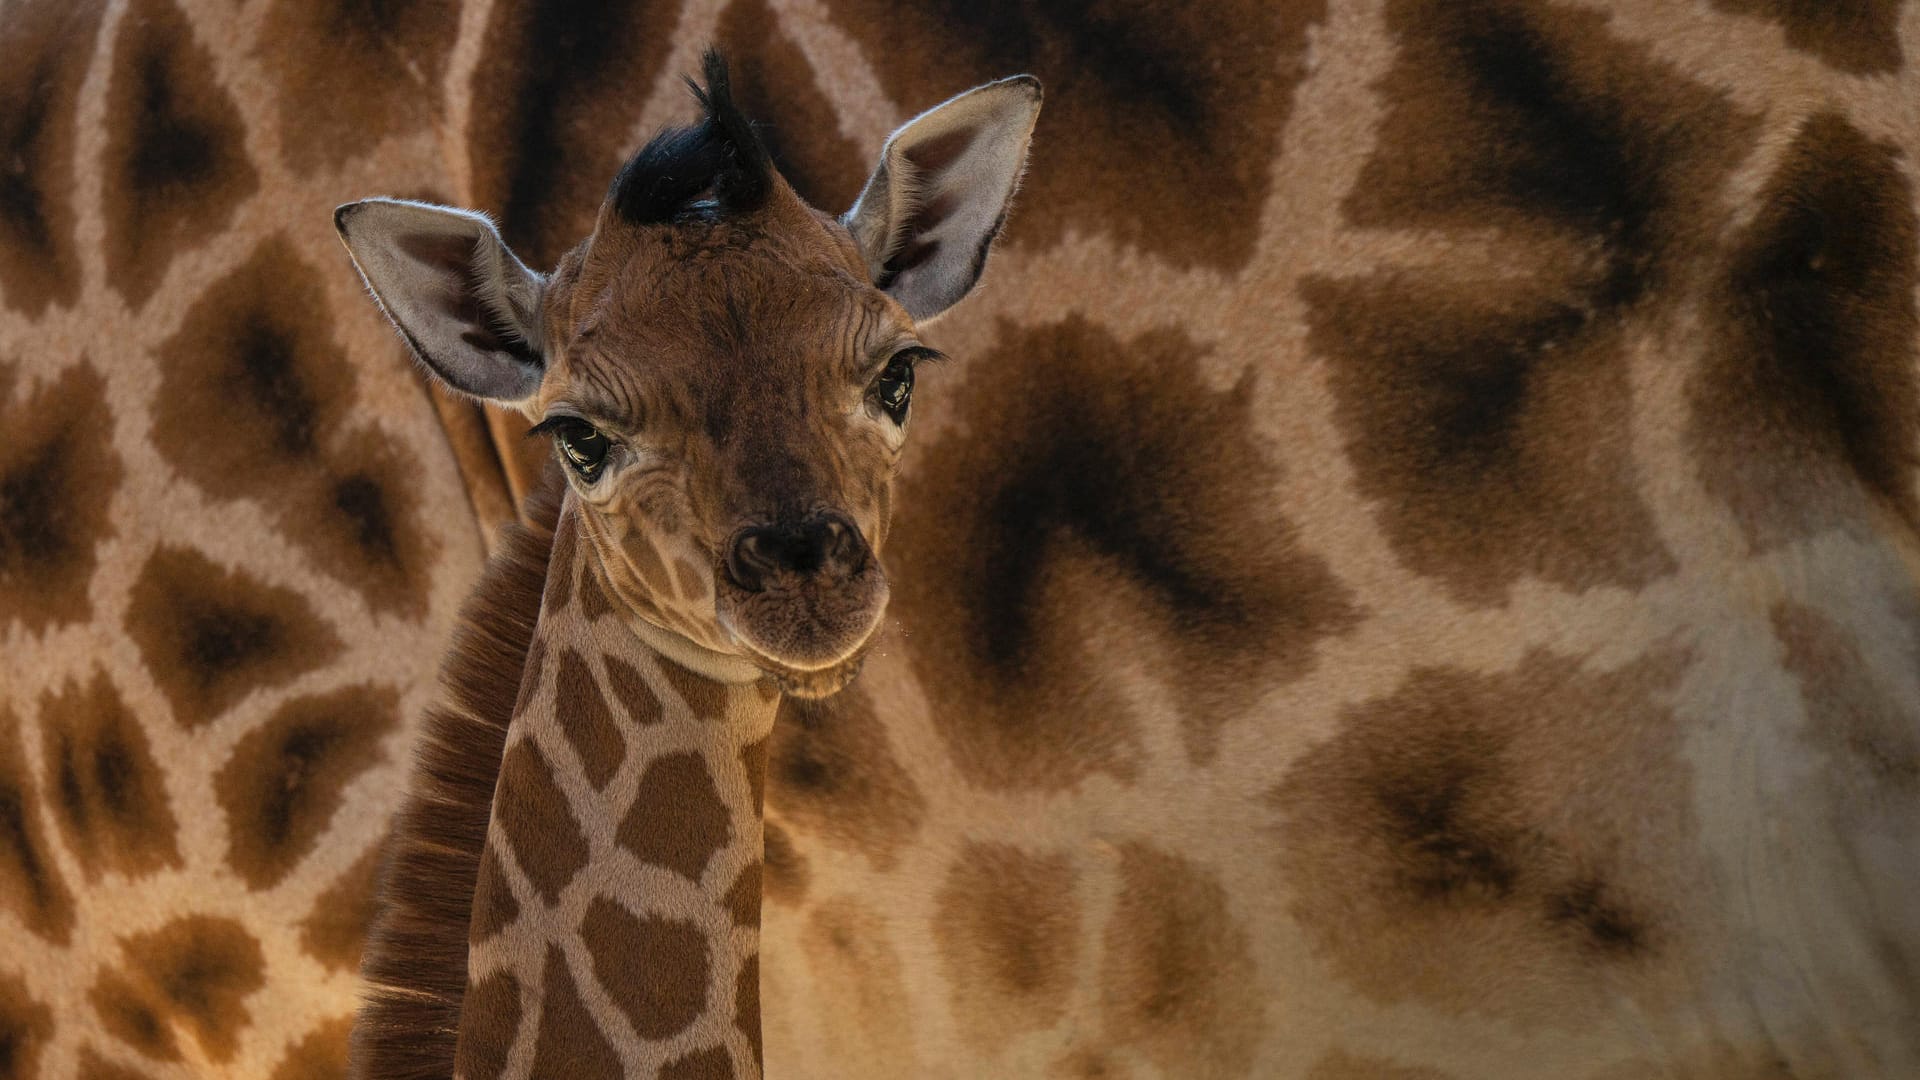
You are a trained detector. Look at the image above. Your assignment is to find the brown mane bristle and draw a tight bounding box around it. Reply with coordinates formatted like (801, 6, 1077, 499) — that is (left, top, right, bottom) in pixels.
(349, 466, 565, 1080)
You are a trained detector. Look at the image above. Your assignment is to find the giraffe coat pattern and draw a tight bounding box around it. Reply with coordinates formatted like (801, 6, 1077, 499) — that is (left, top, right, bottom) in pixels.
(1, 0, 1919, 1077)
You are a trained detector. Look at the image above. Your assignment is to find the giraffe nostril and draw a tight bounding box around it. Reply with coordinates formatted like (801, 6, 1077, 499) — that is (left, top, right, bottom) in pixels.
(725, 529, 779, 591)
(726, 515, 868, 592)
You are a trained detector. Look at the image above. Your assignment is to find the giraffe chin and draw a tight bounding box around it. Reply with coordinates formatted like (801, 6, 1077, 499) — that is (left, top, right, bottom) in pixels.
(716, 572, 889, 699)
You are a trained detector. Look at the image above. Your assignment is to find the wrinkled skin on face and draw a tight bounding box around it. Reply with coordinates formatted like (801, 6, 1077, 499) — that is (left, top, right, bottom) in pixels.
(534, 190, 923, 697)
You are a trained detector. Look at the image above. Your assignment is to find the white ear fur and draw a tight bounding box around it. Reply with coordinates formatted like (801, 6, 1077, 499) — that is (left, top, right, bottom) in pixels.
(334, 198, 547, 405)
(843, 75, 1041, 322)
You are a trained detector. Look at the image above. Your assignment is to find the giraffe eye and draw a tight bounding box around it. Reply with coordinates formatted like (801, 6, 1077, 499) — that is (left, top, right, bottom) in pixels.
(870, 350, 919, 425)
(550, 420, 610, 480)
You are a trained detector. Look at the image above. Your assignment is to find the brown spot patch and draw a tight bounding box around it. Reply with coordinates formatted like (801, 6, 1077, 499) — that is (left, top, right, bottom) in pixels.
(494, 739, 589, 904)
(769, 680, 924, 867)
(1690, 113, 1919, 548)
(100, 0, 258, 309)
(1303, 273, 1678, 605)
(578, 548, 616, 620)
(0, 711, 74, 943)
(469, 844, 521, 943)
(0, 972, 53, 1080)
(514, 635, 549, 715)
(124, 546, 343, 727)
(467, 0, 679, 264)
(92, 971, 179, 1061)
(298, 843, 383, 971)
(301, 436, 433, 617)
(93, 916, 266, 1063)
(663, 1044, 736, 1080)
(553, 648, 625, 789)
(934, 842, 1079, 1049)
(268, 1015, 353, 1080)
(527, 946, 621, 1075)
(714, 0, 866, 210)
(1270, 649, 1697, 1022)
(1773, 602, 1920, 793)
(658, 659, 728, 721)
(800, 896, 915, 1071)
(0, 2, 104, 314)
(581, 897, 709, 1040)
(258, 0, 458, 171)
(605, 656, 662, 726)
(735, 953, 761, 1073)
(762, 819, 807, 906)
(152, 239, 432, 615)
(828, 0, 1324, 269)
(892, 317, 1356, 786)
(0, 360, 123, 633)
(616, 751, 732, 882)
(39, 672, 180, 879)
(451, 971, 520, 1080)
(1307, 0, 1759, 603)
(215, 684, 396, 889)
(1098, 843, 1260, 1077)
(741, 735, 767, 816)
(1709, 0, 1904, 74)
(724, 861, 761, 927)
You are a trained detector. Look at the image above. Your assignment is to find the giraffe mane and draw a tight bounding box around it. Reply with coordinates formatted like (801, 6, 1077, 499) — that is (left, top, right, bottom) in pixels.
(608, 48, 773, 225)
(350, 466, 566, 1080)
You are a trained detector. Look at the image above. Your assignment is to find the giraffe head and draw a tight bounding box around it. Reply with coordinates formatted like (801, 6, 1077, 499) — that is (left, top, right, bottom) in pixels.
(335, 53, 1039, 697)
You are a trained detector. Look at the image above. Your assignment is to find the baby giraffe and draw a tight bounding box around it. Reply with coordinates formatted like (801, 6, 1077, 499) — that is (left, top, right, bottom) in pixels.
(334, 53, 1038, 1080)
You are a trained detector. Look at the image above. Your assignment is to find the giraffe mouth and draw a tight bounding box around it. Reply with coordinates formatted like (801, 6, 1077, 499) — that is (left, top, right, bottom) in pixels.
(714, 567, 890, 698)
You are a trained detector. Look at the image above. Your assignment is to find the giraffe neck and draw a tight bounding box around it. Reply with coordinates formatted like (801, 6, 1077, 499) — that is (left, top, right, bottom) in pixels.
(453, 497, 779, 1080)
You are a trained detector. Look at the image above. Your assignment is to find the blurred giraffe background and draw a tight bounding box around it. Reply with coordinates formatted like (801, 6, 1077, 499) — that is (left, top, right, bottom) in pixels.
(1, 1, 1917, 1076)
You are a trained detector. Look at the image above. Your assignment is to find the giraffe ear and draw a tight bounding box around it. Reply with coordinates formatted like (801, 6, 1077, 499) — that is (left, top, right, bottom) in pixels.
(842, 75, 1041, 323)
(334, 198, 547, 405)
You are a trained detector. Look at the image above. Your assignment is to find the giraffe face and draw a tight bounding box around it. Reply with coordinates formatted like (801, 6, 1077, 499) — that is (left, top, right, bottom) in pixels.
(529, 195, 925, 692)
(335, 54, 1041, 696)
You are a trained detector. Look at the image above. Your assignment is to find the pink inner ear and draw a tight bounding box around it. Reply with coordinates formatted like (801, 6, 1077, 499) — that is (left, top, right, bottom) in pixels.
(392, 228, 537, 366)
(885, 190, 963, 277)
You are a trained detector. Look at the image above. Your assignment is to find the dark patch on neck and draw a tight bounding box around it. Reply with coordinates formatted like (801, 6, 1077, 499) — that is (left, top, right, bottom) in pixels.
(1691, 112, 1920, 546)
(124, 546, 343, 728)
(1547, 878, 1647, 955)
(332, 474, 398, 563)
(0, 3, 102, 315)
(0, 361, 123, 634)
(101, 0, 257, 309)
(127, 44, 216, 197)
(1376, 748, 1520, 903)
(215, 687, 397, 890)
(39, 674, 182, 880)
(1710, 0, 1905, 74)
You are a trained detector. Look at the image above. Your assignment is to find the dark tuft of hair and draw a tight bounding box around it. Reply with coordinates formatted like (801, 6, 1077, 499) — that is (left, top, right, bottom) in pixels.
(609, 49, 772, 224)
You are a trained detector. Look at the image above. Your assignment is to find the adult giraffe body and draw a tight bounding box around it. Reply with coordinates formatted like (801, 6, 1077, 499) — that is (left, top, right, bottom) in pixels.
(1, 2, 1918, 1078)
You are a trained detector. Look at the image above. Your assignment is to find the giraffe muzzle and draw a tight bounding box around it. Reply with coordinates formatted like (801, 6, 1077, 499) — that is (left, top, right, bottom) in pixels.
(714, 512, 889, 694)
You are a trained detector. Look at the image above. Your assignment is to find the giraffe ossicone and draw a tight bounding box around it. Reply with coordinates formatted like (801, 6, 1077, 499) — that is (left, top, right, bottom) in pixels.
(336, 51, 1039, 1080)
